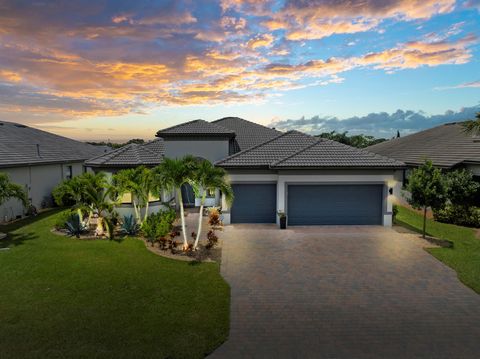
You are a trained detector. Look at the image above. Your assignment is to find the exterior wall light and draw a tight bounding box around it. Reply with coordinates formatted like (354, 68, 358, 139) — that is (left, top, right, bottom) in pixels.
(388, 187, 393, 195)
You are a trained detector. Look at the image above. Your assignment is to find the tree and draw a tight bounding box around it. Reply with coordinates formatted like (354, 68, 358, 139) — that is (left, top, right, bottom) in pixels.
(53, 172, 114, 233)
(445, 169, 479, 207)
(317, 131, 387, 148)
(462, 112, 480, 136)
(112, 167, 157, 224)
(406, 160, 447, 238)
(0, 173, 27, 208)
(190, 160, 234, 250)
(153, 156, 198, 250)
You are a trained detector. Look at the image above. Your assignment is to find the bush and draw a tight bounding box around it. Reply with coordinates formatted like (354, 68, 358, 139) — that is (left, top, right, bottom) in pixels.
(206, 229, 218, 250)
(208, 207, 222, 227)
(120, 214, 140, 235)
(392, 204, 399, 223)
(434, 205, 480, 228)
(65, 213, 87, 238)
(54, 211, 73, 230)
(141, 209, 177, 244)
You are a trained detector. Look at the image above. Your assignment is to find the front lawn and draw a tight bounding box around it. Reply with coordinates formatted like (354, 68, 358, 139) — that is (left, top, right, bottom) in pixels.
(396, 206, 480, 294)
(0, 210, 230, 358)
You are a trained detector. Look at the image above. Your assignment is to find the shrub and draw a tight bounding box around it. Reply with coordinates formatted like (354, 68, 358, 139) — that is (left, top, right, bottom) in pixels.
(206, 229, 218, 250)
(120, 215, 140, 235)
(392, 204, 399, 223)
(141, 209, 177, 244)
(434, 205, 480, 228)
(54, 211, 73, 230)
(65, 213, 87, 238)
(208, 207, 222, 227)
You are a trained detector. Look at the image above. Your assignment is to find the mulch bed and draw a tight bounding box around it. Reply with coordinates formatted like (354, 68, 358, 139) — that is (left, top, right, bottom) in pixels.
(144, 239, 222, 263)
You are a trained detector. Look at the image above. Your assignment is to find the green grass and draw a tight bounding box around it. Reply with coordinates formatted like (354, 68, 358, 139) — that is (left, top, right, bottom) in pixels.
(0, 210, 230, 358)
(396, 206, 480, 294)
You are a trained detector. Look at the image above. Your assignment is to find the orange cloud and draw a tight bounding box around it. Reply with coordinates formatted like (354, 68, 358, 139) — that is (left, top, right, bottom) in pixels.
(0, 69, 21, 82)
(247, 34, 274, 49)
(262, 0, 456, 40)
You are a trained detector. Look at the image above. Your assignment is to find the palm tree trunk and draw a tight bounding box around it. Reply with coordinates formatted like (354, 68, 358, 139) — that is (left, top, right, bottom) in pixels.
(133, 199, 140, 223)
(144, 199, 149, 223)
(422, 206, 427, 239)
(177, 188, 188, 250)
(194, 190, 207, 250)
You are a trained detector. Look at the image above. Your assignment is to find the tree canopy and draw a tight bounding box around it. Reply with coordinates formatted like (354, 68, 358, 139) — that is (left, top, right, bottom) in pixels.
(316, 131, 387, 148)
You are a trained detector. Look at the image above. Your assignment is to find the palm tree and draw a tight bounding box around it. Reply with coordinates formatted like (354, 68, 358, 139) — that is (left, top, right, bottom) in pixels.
(112, 167, 156, 224)
(53, 175, 88, 219)
(190, 160, 233, 250)
(53, 172, 112, 229)
(0, 173, 27, 209)
(153, 155, 198, 250)
(463, 112, 480, 135)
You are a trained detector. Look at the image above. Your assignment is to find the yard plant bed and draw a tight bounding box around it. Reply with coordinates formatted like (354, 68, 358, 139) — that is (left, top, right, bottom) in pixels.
(0, 210, 230, 358)
(396, 205, 480, 294)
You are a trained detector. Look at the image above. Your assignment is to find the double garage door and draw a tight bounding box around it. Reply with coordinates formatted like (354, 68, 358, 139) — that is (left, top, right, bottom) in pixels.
(231, 183, 383, 225)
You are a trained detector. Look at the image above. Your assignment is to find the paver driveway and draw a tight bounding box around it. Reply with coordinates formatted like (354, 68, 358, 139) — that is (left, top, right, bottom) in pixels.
(210, 225, 480, 359)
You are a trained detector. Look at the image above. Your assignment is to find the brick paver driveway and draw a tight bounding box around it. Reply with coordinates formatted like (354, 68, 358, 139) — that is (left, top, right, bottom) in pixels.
(210, 225, 480, 359)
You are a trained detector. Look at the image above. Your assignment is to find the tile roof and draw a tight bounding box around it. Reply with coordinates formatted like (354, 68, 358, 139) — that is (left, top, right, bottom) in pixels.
(156, 119, 235, 138)
(85, 139, 164, 168)
(216, 131, 404, 169)
(212, 117, 281, 152)
(273, 139, 405, 168)
(0, 121, 109, 168)
(367, 122, 480, 168)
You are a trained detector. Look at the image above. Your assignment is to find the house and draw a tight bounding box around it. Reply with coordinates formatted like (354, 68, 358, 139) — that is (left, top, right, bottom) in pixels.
(0, 121, 109, 223)
(86, 117, 404, 226)
(367, 122, 480, 177)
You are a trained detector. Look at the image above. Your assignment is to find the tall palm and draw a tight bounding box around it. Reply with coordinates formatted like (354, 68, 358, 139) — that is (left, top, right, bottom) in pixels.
(463, 112, 480, 135)
(0, 173, 27, 207)
(153, 155, 198, 250)
(53, 174, 89, 219)
(112, 166, 155, 223)
(190, 161, 234, 250)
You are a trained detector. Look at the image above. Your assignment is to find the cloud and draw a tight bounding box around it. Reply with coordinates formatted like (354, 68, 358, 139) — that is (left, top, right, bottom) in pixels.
(435, 80, 480, 90)
(0, 0, 476, 125)
(269, 105, 480, 137)
(246, 34, 275, 49)
(262, 0, 456, 40)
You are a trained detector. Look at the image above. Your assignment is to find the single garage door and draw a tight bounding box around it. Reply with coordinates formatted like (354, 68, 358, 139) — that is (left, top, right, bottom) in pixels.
(231, 183, 277, 223)
(288, 184, 383, 225)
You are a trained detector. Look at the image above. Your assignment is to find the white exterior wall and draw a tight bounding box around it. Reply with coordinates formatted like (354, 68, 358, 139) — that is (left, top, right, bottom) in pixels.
(222, 170, 402, 227)
(0, 162, 85, 223)
(164, 138, 229, 162)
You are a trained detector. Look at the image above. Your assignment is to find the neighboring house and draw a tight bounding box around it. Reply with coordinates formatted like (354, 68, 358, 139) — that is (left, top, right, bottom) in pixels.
(0, 121, 109, 223)
(367, 122, 480, 176)
(86, 117, 404, 227)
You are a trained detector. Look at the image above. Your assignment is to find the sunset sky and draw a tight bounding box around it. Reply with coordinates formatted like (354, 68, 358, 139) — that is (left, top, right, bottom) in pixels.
(0, 0, 479, 141)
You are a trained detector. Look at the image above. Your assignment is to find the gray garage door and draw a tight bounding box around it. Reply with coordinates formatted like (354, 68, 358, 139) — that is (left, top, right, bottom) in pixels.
(231, 183, 277, 223)
(287, 184, 383, 225)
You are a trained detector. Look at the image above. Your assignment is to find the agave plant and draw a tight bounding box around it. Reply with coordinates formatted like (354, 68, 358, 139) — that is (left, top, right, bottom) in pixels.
(65, 213, 87, 238)
(120, 214, 140, 235)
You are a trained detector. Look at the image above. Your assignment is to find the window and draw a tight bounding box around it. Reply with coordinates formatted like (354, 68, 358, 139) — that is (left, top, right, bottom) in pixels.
(66, 165, 73, 180)
(121, 193, 132, 204)
(206, 189, 215, 197)
(148, 193, 160, 202)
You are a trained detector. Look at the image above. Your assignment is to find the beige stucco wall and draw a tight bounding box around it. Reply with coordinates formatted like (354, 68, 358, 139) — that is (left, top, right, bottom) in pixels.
(163, 138, 229, 162)
(0, 162, 84, 223)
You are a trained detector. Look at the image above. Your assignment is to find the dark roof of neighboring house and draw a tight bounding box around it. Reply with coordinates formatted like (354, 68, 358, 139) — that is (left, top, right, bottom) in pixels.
(0, 121, 109, 168)
(216, 131, 405, 169)
(156, 119, 235, 138)
(212, 117, 281, 152)
(85, 139, 164, 168)
(367, 122, 480, 168)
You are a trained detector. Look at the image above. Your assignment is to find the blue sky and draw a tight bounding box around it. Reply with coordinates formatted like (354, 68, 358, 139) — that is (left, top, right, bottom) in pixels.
(0, 0, 478, 140)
